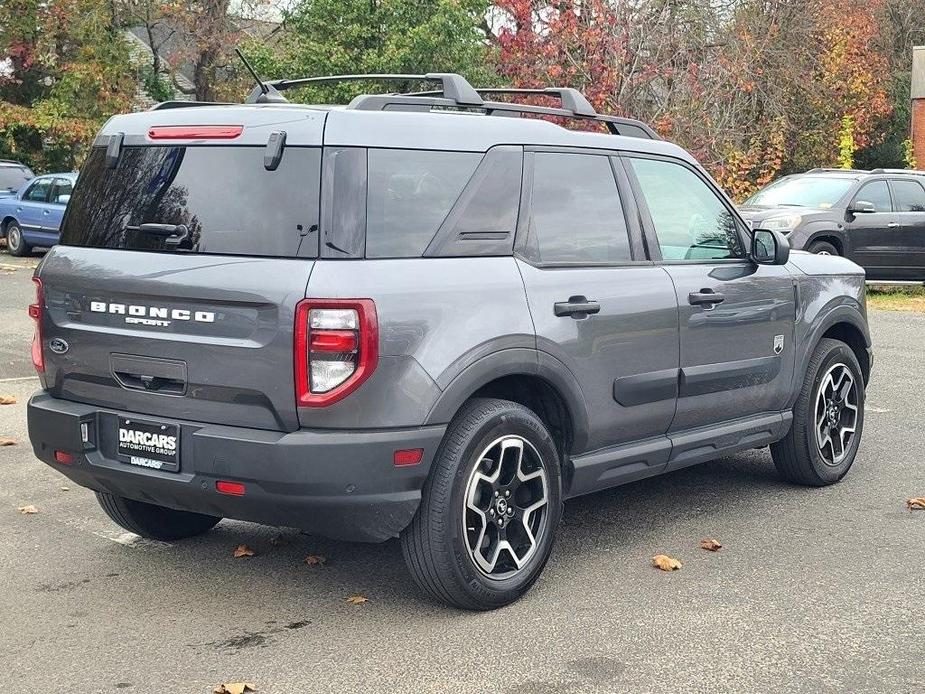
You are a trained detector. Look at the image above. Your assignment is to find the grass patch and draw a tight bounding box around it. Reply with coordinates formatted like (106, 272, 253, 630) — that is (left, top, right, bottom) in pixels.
(867, 285, 925, 312)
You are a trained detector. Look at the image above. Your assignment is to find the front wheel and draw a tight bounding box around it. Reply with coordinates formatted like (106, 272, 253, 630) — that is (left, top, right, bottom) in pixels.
(5, 222, 31, 257)
(401, 398, 562, 610)
(771, 338, 865, 486)
(807, 240, 838, 256)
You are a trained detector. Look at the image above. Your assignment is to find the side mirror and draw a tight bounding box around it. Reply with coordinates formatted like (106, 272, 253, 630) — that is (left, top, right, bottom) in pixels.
(850, 200, 876, 214)
(56, 194, 71, 204)
(751, 228, 790, 265)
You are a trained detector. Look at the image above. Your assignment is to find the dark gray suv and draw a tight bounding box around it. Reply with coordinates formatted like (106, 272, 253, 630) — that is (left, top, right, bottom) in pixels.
(26, 73, 872, 610)
(740, 168, 925, 280)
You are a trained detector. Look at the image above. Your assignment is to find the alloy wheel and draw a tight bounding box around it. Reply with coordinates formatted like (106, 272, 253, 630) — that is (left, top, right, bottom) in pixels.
(814, 363, 859, 466)
(7, 226, 21, 253)
(463, 435, 549, 579)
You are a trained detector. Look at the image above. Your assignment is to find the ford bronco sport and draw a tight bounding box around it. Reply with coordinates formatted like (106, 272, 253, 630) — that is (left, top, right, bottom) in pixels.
(27, 73, 872, 610)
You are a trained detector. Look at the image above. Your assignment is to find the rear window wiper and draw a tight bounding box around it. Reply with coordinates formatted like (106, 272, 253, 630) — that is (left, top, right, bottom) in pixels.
(125, 223, 190, 249)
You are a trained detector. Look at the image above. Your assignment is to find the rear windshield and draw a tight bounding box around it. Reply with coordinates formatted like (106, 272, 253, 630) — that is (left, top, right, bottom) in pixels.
(61, 146, 321, 257)
(0, 166, 33, 192)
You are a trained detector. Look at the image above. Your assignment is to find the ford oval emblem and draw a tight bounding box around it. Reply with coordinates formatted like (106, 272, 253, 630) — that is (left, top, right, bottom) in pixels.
(49, 338, 69, 354)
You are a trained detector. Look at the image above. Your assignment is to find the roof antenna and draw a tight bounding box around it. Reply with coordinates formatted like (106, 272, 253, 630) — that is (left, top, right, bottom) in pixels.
(236, 48, 288, 104)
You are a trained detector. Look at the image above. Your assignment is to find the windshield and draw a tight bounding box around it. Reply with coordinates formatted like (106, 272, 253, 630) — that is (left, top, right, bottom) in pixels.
(61, 146, 321, 257)
(0, 166, 32, 192)
(744, 175, 856, 209)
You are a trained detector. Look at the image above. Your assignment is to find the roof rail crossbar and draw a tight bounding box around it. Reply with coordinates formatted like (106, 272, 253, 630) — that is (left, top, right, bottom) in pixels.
(349, 93, 659, 140)
(260, 73, 484, 107)
(473, 88, 597, 117)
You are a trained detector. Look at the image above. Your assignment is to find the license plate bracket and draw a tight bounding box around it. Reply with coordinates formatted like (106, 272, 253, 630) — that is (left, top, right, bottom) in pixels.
(117, 417, 180, 472)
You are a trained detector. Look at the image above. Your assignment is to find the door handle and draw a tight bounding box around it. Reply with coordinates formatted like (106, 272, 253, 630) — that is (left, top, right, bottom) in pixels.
(554, 296, 601, 318)
(688, 289, 725, 306)
(887, 222, 899, 228)
(43, 210, 50, 215)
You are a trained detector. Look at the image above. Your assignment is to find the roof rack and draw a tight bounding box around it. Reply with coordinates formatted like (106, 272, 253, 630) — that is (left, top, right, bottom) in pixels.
(234, 69, 659, 139)
(869, 168, 925, 176)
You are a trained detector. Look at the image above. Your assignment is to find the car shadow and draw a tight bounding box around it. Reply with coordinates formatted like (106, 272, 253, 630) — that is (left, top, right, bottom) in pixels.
(88, 447, 801, 622)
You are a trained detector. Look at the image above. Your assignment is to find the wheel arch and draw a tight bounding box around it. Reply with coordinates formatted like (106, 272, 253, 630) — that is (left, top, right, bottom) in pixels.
(0, 215, 17, 236)
(806, 231, 844, 255)
(792, 306, 871, 411)
(425, 349, 591, 462)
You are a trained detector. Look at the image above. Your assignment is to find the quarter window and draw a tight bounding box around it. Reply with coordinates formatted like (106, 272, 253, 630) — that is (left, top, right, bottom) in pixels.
(891, 179, 925, 212)
(524, 152, 631, 264)
(853, 181, 891, 212)
(628, 157, 744, 260)
(366, 149, 481, 258)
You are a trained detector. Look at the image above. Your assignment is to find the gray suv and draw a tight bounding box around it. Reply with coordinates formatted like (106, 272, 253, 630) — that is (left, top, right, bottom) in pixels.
(740, 168, 925, 280)
(26, 73, 872, 610)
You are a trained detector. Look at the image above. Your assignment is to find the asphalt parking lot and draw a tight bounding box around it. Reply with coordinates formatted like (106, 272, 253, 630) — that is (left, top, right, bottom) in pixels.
(1, 250, 923, 693)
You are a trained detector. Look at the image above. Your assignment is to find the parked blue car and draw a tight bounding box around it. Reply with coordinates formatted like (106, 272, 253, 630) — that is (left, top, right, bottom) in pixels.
(0, 172, 77, 256)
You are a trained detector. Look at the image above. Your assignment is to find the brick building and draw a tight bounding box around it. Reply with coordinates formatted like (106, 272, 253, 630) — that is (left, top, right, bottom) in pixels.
(914, 46, 925, 167)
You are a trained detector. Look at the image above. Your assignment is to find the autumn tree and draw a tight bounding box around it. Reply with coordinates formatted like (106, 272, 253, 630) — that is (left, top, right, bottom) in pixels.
(0, 0, 136, 170)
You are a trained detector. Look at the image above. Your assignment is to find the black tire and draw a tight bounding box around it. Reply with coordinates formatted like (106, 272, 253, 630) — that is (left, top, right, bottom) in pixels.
(96, 491, 221, 541)
(771, 338, 865, 486)
(807, 240, 839, 256)
(5, 221, 30, 257)
(401, 398, 563, 610)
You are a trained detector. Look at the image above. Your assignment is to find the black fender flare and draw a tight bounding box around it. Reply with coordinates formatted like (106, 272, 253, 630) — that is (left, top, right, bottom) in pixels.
(424, 348, 592, 453)
(789, 303, 870, 408)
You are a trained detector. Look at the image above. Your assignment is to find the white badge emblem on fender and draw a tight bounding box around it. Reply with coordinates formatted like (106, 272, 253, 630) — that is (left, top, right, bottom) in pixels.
(773, 334, 784, 355)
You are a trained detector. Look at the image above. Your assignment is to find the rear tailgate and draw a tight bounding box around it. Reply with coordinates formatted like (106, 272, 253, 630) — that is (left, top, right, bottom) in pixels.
(36, 106, 325, 432)
(38, 249, 312, 431)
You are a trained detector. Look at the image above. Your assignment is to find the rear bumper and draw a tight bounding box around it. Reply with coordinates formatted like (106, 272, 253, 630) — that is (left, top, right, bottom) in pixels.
(27, 392, 445, 542)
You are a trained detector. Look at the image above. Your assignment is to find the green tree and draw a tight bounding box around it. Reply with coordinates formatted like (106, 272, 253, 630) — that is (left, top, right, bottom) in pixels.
(246, 0, 495, 104)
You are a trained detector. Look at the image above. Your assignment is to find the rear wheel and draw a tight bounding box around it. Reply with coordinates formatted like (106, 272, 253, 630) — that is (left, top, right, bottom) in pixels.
(96, 492, 221, 541)
(401, 398, 562, 610)
(807, 240, 838, 256)
(771, 338, 865, 486)
(5, 222, 30, 257)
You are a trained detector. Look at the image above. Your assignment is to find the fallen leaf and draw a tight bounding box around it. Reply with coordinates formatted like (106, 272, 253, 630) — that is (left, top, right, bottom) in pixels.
(651, 554, 682, 572)
(700, 538, 722, 552)
(232, 544, 255, 558)
(0, 395, 16, 405)
(346, 594, 369, 605)
(213, 683, 257, 694)
(18, 505, 39, 515)
(269, 533, 289, 547)
(907, 498, 925, 511)
(60, 486, 70, 492)
(0, 437, 17, 446)
(304, 554, 327, 566)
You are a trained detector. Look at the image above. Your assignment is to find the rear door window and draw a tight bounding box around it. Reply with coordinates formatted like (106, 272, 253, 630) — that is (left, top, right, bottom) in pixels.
(60, 146, 321, 257)
(366, 149, 480, 258)
(891, 179, 925, 212)
(523, 152, 632, 264)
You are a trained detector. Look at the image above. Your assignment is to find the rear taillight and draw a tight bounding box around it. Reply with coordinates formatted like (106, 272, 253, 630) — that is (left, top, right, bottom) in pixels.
(294, 299, 378, 407)
(28, 277, 44, 373)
